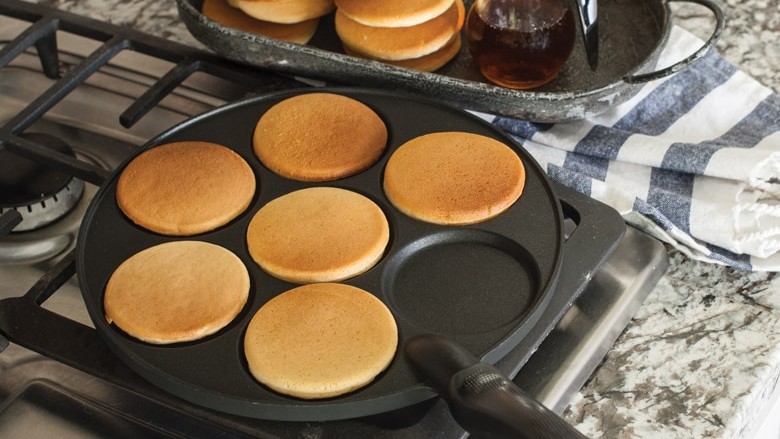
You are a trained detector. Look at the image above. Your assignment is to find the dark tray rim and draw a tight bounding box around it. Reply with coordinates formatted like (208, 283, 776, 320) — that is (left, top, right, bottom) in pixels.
(175, 0, 724, 122)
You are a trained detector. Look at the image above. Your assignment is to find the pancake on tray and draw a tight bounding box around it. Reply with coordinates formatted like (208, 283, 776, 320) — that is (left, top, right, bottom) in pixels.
(335, 0, 464, 61)
(116, 141, 255, 236)
(244, 282, 398, 399)
(343, 32, 462, 72)
(233, 0, 335, 24)
(383, 131, 526, 225)
(253, 92, 387, 181)
(334, 0, 454, 27)
(246, 187, 389, 283)
(104, 241, 250, 344)
(202, 0, 319, 44)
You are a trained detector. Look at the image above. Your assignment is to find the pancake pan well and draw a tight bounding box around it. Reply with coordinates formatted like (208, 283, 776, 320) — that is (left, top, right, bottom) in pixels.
(76, 87, 563, 421)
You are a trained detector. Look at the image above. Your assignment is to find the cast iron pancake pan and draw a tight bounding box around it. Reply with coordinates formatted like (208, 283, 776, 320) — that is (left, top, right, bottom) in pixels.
(76, 87, 563, 421)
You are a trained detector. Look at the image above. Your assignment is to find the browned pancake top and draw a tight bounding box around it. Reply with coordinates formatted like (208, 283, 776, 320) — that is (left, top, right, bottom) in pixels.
(246, 187, 390, 283)
(104, 241, 250, 344)
(116, 141, 255, 236)
(253, 92, 387, 181)
(335, 0, 464, 61)
(244, 283, 397, 399)
(335, 0, 454, 27)
(234, 0, 334, 24)
(383, 131, 526, 224)
(344, 33, 462, 72)
(202, 0, 319, 43)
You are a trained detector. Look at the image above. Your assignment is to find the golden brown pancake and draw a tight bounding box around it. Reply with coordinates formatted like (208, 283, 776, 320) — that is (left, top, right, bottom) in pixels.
(234, 0, 335, 24)
(344, 33, 462, 72)
(202, 0, 319, 44)
(253, 92, 387, 181)
(335, 0, 464, 61)
(335, 0, 454, 27)
(104, 241, 250, 344)
(244, 283, 397, 399)
(116, 141, 255, 236)
(246, 187, 389, 283)
(383, 131, 526, 225)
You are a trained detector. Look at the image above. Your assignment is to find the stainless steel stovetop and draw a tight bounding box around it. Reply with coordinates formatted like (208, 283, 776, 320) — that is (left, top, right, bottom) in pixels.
(0, 3, 667, 437)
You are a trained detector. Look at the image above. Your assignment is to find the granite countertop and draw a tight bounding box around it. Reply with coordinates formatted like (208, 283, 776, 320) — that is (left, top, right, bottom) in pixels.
(566, 3, 780, 438)
(23, 0, 780, 437)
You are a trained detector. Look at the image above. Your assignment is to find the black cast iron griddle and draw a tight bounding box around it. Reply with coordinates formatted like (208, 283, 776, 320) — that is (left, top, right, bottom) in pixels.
(76, 87, 563, 422)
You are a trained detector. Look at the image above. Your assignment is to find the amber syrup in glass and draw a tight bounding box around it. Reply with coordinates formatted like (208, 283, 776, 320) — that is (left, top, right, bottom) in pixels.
(466, 0, 575, 90)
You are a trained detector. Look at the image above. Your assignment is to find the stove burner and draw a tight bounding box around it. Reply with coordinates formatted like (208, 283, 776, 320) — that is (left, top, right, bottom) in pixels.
(0, 133, 85, 232)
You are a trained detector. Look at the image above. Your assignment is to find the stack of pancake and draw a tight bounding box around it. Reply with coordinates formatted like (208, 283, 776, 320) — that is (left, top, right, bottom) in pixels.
(200, 0, 464, 71)
(201, 0, 335, 44)
(334, 0, 465, 71)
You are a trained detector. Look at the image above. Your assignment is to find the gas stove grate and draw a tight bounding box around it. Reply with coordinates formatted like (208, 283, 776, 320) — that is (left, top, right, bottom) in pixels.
(0, 0, 302, 186)
(0, 210, 22, 237)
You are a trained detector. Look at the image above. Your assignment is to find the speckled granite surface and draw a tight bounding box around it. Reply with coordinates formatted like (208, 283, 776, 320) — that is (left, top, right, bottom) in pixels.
(563, 3, 780, 436)
(18, 0, 780, 437)
(567, 254, 780, 438)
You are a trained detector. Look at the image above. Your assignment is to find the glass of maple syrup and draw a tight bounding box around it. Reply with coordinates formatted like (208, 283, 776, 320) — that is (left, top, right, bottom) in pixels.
(465, 0, 576, 90)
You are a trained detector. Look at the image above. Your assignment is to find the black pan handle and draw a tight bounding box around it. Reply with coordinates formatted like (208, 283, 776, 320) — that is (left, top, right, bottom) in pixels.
(405, 334, 589, 439)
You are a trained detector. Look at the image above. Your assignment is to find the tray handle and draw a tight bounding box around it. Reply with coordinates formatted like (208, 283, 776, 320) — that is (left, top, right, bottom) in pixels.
(622, 0, 724, 84)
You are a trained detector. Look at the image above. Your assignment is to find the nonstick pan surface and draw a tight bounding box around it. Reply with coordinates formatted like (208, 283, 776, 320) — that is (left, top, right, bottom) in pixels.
(76, 87, 563, 421)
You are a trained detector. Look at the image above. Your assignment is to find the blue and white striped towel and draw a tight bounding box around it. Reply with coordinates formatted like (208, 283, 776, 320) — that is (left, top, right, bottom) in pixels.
(484, 26, 780, 271)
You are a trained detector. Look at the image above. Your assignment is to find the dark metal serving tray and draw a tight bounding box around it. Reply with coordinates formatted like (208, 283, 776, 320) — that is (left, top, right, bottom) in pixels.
(76, 87, 565, 422)
(176, 0, 724, 122)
